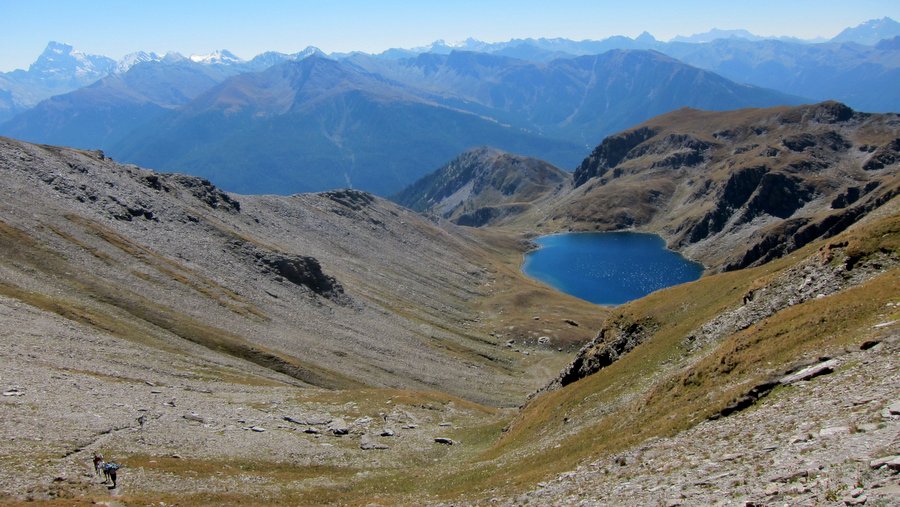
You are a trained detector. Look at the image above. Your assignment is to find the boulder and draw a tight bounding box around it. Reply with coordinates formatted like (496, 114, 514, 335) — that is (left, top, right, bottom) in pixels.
(360, 435, 389, 450)
(183, 413, 205, 424)
(329, 419, 350, 436)
(779, 359, 837, 385)
(819, 426, 851, 437)
(306, 415, 333, 426)
(888, 401, 900, 416)
(168, 174, 240, 213)
(844, 494, 867, 505)
(869, 455, 900, 470)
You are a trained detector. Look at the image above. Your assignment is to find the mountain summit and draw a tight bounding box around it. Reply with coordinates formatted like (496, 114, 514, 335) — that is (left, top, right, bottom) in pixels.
(671, 28, 765, 43)
(27, 41, 116, 81)
(189, 49, 244, 65)
(831, 16, 900, 45)
(0, 42, 117, 122)
(393, 147, 570, 226)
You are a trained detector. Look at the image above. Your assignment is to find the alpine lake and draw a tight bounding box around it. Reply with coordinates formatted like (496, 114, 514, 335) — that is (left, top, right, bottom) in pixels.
(522, 232, 704, 305)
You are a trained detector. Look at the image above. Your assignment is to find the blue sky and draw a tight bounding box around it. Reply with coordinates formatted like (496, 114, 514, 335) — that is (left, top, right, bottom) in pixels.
(1, 0, 897, 71)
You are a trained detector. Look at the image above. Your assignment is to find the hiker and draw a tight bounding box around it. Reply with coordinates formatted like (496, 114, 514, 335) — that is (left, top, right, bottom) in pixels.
(92, 453, 104, 477)
(103, 461, 121, 488)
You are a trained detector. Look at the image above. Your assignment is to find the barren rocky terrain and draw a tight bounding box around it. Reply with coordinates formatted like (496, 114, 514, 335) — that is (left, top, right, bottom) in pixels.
(0, 137, 604, 405)
(0, 135, 607, 504)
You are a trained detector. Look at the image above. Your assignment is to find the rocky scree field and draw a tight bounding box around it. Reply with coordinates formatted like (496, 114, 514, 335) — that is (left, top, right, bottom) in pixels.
(0, 136, 606, 504)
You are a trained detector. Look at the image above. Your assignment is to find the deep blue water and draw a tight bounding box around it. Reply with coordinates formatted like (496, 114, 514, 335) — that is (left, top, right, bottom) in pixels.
(522, 232, 704, 305)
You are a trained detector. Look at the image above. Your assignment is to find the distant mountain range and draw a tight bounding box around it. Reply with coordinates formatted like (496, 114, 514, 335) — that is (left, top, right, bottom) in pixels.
(669, 28, 823, 44)
(108, 56, 585, 195)
(347, 50, 802, 147)
(383, 16, 899, 57)
(2, 50, 800, 195)
(0, 42, 326, 123)
(0, 16, 896, 195)
(0, 55, 243, 149)
(661, 39, 900, 113)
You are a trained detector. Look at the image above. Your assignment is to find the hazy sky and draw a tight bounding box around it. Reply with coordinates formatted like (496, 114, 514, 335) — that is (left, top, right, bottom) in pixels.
(1, 0, 897, 71)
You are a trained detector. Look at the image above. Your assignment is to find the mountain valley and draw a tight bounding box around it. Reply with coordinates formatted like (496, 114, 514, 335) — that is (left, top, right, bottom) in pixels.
(0, 14, 898, 506)
(0, 97, 897, 504)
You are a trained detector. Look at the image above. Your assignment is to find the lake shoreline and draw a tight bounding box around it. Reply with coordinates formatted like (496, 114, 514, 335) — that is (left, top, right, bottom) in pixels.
(522, 231, 704, 306)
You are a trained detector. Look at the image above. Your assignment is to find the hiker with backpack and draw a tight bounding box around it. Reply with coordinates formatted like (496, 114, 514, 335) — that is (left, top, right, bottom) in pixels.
(90, 452, 122, 488)
(103, 461, 120, 488)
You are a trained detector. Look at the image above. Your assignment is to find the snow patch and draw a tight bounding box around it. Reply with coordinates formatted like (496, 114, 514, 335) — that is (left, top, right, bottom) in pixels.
(189, 49, 243, 65)
(115, 51, 162, 73)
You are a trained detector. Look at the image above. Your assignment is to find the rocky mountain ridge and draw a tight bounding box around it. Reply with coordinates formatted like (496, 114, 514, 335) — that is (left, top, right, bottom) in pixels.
(548, 101, 899, 271)
(392, 147, 570, 227)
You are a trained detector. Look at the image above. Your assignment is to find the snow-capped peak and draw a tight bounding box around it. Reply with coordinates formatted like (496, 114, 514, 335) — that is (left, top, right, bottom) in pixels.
(293, 46, 324, 59)
(46, 41, 71, 55)
(28, 41, 116, 79)
(115, 51, 162, 73)
(189, 49, 244, 65)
